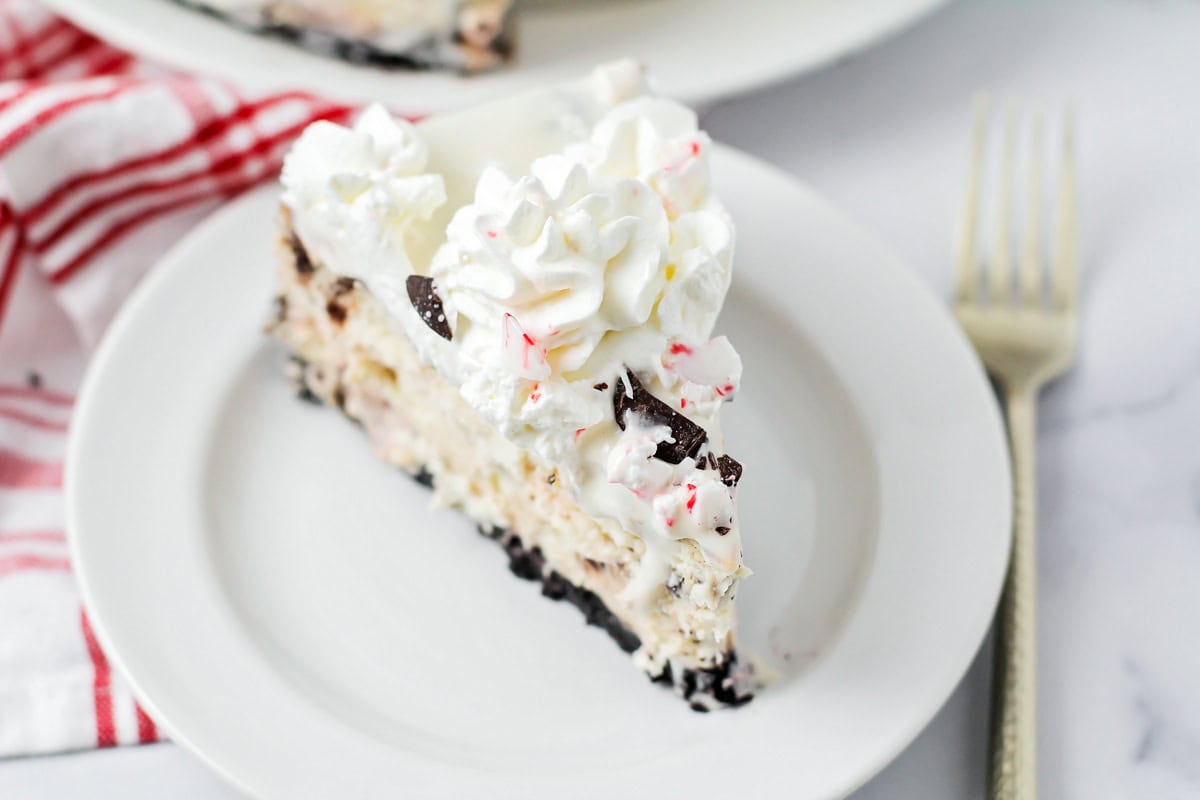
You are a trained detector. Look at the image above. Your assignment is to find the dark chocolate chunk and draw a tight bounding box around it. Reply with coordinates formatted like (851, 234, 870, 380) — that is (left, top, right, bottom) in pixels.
(325, 278, 354, 324)
(592, 382, 609, 392)
(612, 370, 708, 464)
(291, 235, 314, 277)
(716, 454, 743, 487)
(715, 526, 731, 536)
(689, 702, 711, 713)
(325, 298, 347, 325)
(410, 467, 435, 489)
(333, 385, 347, 410)
(405, 274, 453, 340)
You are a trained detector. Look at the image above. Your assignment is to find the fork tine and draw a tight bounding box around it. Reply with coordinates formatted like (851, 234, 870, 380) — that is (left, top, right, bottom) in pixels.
(1053, 105, 1078, 309)
(1019, 107, 1045, 306)
(989, 103, 1018, 304)
(956, 95, 989, 303)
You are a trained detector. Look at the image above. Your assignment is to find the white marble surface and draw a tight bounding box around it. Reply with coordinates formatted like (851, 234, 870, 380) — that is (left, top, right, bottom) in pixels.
(3, 1, 1198, 797)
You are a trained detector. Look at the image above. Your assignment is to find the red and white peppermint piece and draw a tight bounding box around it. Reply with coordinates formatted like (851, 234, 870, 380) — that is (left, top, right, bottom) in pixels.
(667, 335, 742, 397)
(501, 312, 550, 380)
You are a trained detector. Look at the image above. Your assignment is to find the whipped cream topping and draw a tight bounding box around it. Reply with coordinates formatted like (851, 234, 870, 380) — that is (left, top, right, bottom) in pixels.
(281, 63, 748, 610)
(282, 105, 447, 325)
(433, 155, 670, 375)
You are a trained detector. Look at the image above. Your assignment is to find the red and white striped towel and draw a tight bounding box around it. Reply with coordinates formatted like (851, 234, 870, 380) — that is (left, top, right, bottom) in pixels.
(0, 0, 353, 756)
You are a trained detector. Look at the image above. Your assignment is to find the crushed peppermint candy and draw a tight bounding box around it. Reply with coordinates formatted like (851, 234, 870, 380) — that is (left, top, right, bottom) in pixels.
(667, 336, 741, 398)
(501, 313, 550, 380)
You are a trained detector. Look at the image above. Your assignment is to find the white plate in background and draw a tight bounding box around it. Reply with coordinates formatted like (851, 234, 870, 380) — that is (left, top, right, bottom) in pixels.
(44, 0, 949, 112)
(68, 145, 1008, 799)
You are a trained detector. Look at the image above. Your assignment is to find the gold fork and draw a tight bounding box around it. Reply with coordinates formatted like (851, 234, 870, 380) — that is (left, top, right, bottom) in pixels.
(954, 100, 1078, 800)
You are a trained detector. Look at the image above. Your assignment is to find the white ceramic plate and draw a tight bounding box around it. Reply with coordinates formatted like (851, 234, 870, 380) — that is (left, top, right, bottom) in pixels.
(68, 146, 1009, 799)
(44, 0, 949, 112)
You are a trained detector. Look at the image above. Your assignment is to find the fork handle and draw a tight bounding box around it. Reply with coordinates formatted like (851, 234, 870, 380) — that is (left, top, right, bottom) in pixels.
(990, 385, 1039, 799)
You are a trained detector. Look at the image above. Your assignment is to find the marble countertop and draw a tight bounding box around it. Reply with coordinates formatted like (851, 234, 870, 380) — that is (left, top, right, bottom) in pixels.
(2, 2, 1196, 798)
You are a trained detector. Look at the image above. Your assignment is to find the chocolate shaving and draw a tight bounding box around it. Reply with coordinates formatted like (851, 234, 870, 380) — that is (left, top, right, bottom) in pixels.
(325, 298, 347, 325)
(612, 370, 708, 465)
(405, 275, 452, 340)
(716, 454, 743, 487)
(592, 382, 609, 392)
(291, 235, 314, 277)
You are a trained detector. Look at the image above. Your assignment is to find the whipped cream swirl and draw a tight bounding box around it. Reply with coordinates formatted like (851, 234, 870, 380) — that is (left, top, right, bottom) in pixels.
(433, 155, 669, 376)
(432, 95, 735, 386)
(281, 106, 447, 311)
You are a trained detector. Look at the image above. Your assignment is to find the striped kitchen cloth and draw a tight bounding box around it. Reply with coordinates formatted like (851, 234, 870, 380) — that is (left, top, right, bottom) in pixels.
(0, 0, 352, 756)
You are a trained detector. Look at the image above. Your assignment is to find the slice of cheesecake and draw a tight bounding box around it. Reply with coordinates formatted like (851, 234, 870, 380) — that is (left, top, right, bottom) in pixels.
(181, 0, 515, 73)
(269, 61, 754, 708)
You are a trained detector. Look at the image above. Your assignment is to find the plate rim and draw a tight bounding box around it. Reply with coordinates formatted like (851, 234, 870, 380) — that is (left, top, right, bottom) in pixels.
(41, 0, 952, 112)
(67, 144, 1010, 799)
